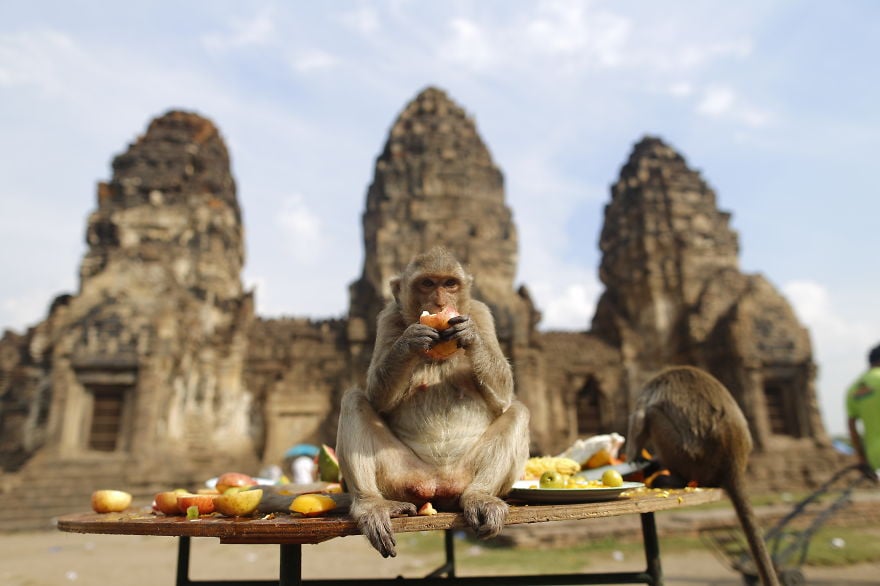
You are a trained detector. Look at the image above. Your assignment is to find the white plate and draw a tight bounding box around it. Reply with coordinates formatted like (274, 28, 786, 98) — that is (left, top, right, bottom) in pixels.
(508, 480, 644, 503)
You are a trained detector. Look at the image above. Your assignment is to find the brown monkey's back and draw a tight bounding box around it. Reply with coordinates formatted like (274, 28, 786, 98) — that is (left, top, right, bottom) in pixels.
(635, 366, 752, 486)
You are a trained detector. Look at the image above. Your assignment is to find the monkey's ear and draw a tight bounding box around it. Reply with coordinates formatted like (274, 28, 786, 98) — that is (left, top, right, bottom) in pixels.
(390, 276, 402, 302)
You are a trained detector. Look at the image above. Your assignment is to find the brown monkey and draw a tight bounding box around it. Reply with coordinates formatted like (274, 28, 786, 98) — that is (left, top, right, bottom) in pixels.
(626, 366, 780, 586)
(336, 247, 530, 558)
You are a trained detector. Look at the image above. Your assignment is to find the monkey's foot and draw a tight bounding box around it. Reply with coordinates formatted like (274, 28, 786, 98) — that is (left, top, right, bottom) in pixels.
(460, 492, 508, 539)
(353, 498, 417, 558)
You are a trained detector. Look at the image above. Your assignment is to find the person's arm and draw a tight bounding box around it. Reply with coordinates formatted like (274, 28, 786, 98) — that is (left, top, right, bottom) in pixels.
(848, 416, 868, 466)
(848, 416, 878, 480)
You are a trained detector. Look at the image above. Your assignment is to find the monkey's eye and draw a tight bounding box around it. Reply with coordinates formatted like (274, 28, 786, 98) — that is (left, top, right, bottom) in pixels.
(444, 278, 460, 289)
(420, 278, 436, 289)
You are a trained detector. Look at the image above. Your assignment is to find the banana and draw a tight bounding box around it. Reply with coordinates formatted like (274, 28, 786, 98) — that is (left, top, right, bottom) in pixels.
(523, 456, 581, 479)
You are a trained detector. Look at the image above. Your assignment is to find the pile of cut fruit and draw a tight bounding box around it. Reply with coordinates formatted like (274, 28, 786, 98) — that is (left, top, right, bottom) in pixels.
(89, 445, 345, 519)
(90, 471, 343, 520)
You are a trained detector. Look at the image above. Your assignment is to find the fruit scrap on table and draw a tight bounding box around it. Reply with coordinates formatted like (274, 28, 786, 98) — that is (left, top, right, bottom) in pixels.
(177, 493, 219, 515)
(417, 502, 438, 516)
(91, 489, 133, 513)
(215, 488, 263, 517)
(290, 493, 338, 517)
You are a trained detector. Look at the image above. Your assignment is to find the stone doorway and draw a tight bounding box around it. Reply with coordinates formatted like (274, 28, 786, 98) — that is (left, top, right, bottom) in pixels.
(763, 379, 798, 437)
(576, 377, 603, 436)
(86, 385, 130, 452)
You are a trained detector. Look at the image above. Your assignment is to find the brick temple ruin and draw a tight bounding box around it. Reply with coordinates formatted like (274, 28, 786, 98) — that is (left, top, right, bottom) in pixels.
(0, 87, 842, 528)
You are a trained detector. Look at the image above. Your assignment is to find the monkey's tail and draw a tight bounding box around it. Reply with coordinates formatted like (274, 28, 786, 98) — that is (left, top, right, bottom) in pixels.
(725, 477, 781, 586)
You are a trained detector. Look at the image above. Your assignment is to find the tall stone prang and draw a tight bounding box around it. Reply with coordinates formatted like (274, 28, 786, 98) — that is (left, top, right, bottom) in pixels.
(81, 111, 244, 299)
(591, 136, 828, 462)
(593, 136, 740, 371)
(1, 111, 257, 485)
(346, 87, 543, 403)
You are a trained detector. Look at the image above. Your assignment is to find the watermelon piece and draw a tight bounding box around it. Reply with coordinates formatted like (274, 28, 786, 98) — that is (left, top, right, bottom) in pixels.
(318, 444, 340, 482)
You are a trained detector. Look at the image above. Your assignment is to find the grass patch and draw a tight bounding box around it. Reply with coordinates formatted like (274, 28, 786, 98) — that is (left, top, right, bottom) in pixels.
(395, 523, 880, 577)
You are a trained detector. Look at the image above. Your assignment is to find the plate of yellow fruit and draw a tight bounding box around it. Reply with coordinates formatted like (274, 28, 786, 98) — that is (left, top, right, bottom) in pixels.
(509, 469, 644, 503)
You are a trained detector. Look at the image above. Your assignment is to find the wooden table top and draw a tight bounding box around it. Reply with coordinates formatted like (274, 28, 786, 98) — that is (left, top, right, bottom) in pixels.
(56, 487, 723, 545)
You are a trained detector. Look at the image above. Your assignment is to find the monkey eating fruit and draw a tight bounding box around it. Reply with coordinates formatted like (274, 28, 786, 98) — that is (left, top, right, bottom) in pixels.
(336, 247, 530, 558)
(627, 366, 781, 586)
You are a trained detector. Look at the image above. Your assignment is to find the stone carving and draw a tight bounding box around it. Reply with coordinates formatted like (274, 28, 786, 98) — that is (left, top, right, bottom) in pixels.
(0, 92, 841, 529)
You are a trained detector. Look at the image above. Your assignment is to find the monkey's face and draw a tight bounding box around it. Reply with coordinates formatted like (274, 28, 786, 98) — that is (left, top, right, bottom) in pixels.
(393, 247, 473, 323)
(406, 273, 465, 321)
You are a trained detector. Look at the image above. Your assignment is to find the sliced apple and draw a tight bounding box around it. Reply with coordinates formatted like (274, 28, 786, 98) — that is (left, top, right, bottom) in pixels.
(177, 493, 219, 515)
(153, 489, 188, 515)
(91, 489, 133, 513)
(214, 488, 263, 517)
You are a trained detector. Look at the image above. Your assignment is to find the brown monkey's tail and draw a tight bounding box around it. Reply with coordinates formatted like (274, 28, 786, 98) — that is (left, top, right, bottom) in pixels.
(725, 476, 781, 586)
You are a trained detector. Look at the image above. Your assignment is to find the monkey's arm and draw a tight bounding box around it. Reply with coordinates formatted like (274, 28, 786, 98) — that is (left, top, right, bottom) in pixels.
(366, 307, 440, 413)
(445, 301, 514, 414)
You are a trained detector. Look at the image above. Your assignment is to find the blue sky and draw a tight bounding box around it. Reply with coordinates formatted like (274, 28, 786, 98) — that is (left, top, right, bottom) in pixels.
(1, 1, 878, 437)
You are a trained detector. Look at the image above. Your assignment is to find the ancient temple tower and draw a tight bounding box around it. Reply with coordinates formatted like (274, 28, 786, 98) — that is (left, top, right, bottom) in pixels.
(3, 111, 257, 484)
(591, 137, 829, 461)
(592, 136, 741, 373)
(346, 87, 543, 401)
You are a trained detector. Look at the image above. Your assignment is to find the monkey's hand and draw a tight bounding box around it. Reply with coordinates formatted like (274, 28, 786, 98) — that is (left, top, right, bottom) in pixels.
(396, 323, 441, 355)
(461, 492, 508, 539)
(440, 315, 477, 349)
(352, 498, 418, 558)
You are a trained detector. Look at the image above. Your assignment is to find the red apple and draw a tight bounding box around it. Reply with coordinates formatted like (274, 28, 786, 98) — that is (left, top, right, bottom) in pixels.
(177, 493, 219, 515)
(91, 489, 132, 513)
(215, 472, 258, 494)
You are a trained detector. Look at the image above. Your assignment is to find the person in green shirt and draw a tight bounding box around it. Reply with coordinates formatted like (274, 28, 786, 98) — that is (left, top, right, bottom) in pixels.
(846, 343, 880, 478)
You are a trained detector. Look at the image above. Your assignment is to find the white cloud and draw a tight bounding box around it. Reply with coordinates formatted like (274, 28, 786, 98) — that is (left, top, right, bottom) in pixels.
(535, 280, 602, 331)
(441, 18, 496, 70)
(667, 82, 694, 97)
(276, 194, 325, 264)
(696, 85, 772, 128)
(0, 30, 94, 96)
(289, 49, 339, 73)
(525, 0, 630, 66)
(201, 10, 277, 53)
(339, 5, 381, 36)
(676, 39, 752, 70)
(697, 86, 736, 116)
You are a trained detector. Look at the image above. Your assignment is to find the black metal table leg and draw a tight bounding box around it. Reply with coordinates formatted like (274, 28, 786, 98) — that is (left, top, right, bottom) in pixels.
(176, 536, 192, 586)
(425, 529, 457, 578)
(280, 543, 302, 586)
(640, 512, 663, 586)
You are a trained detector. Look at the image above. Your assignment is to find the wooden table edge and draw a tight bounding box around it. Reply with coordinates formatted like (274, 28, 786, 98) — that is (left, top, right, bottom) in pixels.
(56, 488, 723, 545)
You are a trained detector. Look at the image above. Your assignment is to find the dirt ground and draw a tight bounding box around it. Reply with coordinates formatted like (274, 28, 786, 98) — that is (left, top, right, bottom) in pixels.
(2, 528, 879, 586)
